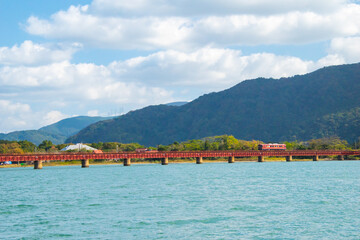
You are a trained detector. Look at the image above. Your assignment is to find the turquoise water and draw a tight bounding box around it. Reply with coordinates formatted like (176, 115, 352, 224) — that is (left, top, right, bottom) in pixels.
(1, 161, 360, 239)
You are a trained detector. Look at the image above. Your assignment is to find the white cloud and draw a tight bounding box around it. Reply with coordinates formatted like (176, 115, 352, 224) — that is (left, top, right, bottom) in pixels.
(0, 100, 30, 114)
(0, 41, 80, 66)
(0, 60, 173, 105)
(42, 110, 69, 126)
(110, 47, 314, 91)
(0, 100, 77, 132)
(316, 54, 346, 67)
(0, 61, 109, 87)
(26, 7, 192, 50)
(191, 5, 360, 46)
(327, 37, 360, 63)
(311, 36, 360, 66)
(0, 100, 31, 132)
(24, 2, 360, 50)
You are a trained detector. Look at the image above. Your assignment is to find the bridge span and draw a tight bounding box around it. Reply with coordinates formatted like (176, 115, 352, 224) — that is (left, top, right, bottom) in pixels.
(1, 150, 360, 169)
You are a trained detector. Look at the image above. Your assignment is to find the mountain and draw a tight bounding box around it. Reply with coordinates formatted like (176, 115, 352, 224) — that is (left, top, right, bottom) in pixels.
(39, 116, 112, 137)
(67, 63, 360, 146)
(0, 116, 112, 145)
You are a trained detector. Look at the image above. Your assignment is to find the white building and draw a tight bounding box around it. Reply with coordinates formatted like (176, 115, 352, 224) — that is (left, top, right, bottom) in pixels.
(60, 143, 97, 151)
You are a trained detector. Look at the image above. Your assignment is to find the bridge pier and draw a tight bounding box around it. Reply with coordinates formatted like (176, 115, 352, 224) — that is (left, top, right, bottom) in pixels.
(34, 160, 43, 169)
(258, 156, 264, 162)
(123, 158, 131, 166)
(228, 156, 235, 163)
(286, 156, 292, 162)
(81, 159, 89, 168)
(161, 157, 169, 165)
(338, 155, 344, 161)
(196, 157, 203, 164)
(313, 155, 319, 161)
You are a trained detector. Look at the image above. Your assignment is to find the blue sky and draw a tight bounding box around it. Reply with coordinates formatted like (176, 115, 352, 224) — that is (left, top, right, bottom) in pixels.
(1, 0, 360, 132)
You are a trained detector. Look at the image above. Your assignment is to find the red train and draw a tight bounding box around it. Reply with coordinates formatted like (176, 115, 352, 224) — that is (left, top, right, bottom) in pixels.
(258, 143, 286, 150)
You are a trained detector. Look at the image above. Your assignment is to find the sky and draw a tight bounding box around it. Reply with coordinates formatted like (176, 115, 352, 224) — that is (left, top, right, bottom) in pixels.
(1, 0, 360, 133)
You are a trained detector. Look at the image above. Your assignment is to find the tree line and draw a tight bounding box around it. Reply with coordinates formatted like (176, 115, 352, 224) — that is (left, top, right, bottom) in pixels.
(0, 135, 358, 154)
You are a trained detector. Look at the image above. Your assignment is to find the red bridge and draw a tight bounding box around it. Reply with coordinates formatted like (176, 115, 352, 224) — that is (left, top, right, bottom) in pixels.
(1, 150, 360, 169)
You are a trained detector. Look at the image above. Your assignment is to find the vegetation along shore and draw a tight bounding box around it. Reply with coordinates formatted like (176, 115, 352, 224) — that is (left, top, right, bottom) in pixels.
(1, 135, 359, 168)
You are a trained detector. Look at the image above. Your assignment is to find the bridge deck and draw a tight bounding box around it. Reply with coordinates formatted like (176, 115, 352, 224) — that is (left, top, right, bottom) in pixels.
(1, 150, 360, 162)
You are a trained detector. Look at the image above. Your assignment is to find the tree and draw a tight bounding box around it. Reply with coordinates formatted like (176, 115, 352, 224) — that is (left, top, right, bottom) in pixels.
(91, 142, 103, 150)
(204, 140, 210, 150)
(183, 140, 203, 150)
(157, 145, 168, 151)
(18, 141, 37, 153)
(308, 137, 349, 150)
(38, 140, 54, 151)
(222, 135, 238, 150)
(56, 143, 69, 151)
(0, 144, 7, 154)
(0, 142, 24, 154)
(123, 144, 136, 152)
(103, 142, 118, 150)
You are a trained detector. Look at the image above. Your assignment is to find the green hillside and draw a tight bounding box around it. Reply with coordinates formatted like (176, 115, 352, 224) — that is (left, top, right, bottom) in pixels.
(0, 116, 112, 145)
(67, 63, 360, 146)
(0, 130, 66, 146)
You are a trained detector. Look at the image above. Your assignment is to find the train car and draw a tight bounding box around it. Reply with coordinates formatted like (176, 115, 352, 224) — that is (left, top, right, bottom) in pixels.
(258, 143, 286, 150)
(135, 148, 148, 153)
(135, 148, 158, 153)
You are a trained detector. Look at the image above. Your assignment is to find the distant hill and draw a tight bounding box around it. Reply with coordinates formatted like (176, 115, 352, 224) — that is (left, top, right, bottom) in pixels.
(0, 116, 112, 145)
(67, 63, 360, 146)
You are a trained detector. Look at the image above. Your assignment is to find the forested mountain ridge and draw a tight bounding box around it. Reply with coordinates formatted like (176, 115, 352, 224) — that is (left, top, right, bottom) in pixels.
(67, 62, 360, 146)
(0, 116, 112, 145)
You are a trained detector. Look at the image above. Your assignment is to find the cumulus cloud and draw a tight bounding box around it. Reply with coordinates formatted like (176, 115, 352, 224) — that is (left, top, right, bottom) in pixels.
(0, 60, 173, 105)
(0, 100, 31, 132)
(42, 110, 69, 126)
(0, 101, 71, 133)
(26, 7, 192, 50)
(0, 41, 81, 66)
(191, 6, 360, 46)
(25, 3, 360, 50)
(0, 61, 108, 87)
(327, 37, 360, 63)
(0, 100, 30, 114)
(109, 48, 315, 92)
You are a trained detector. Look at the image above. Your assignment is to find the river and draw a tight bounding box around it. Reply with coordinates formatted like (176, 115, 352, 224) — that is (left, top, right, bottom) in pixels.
(1, 161, 359, 239)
